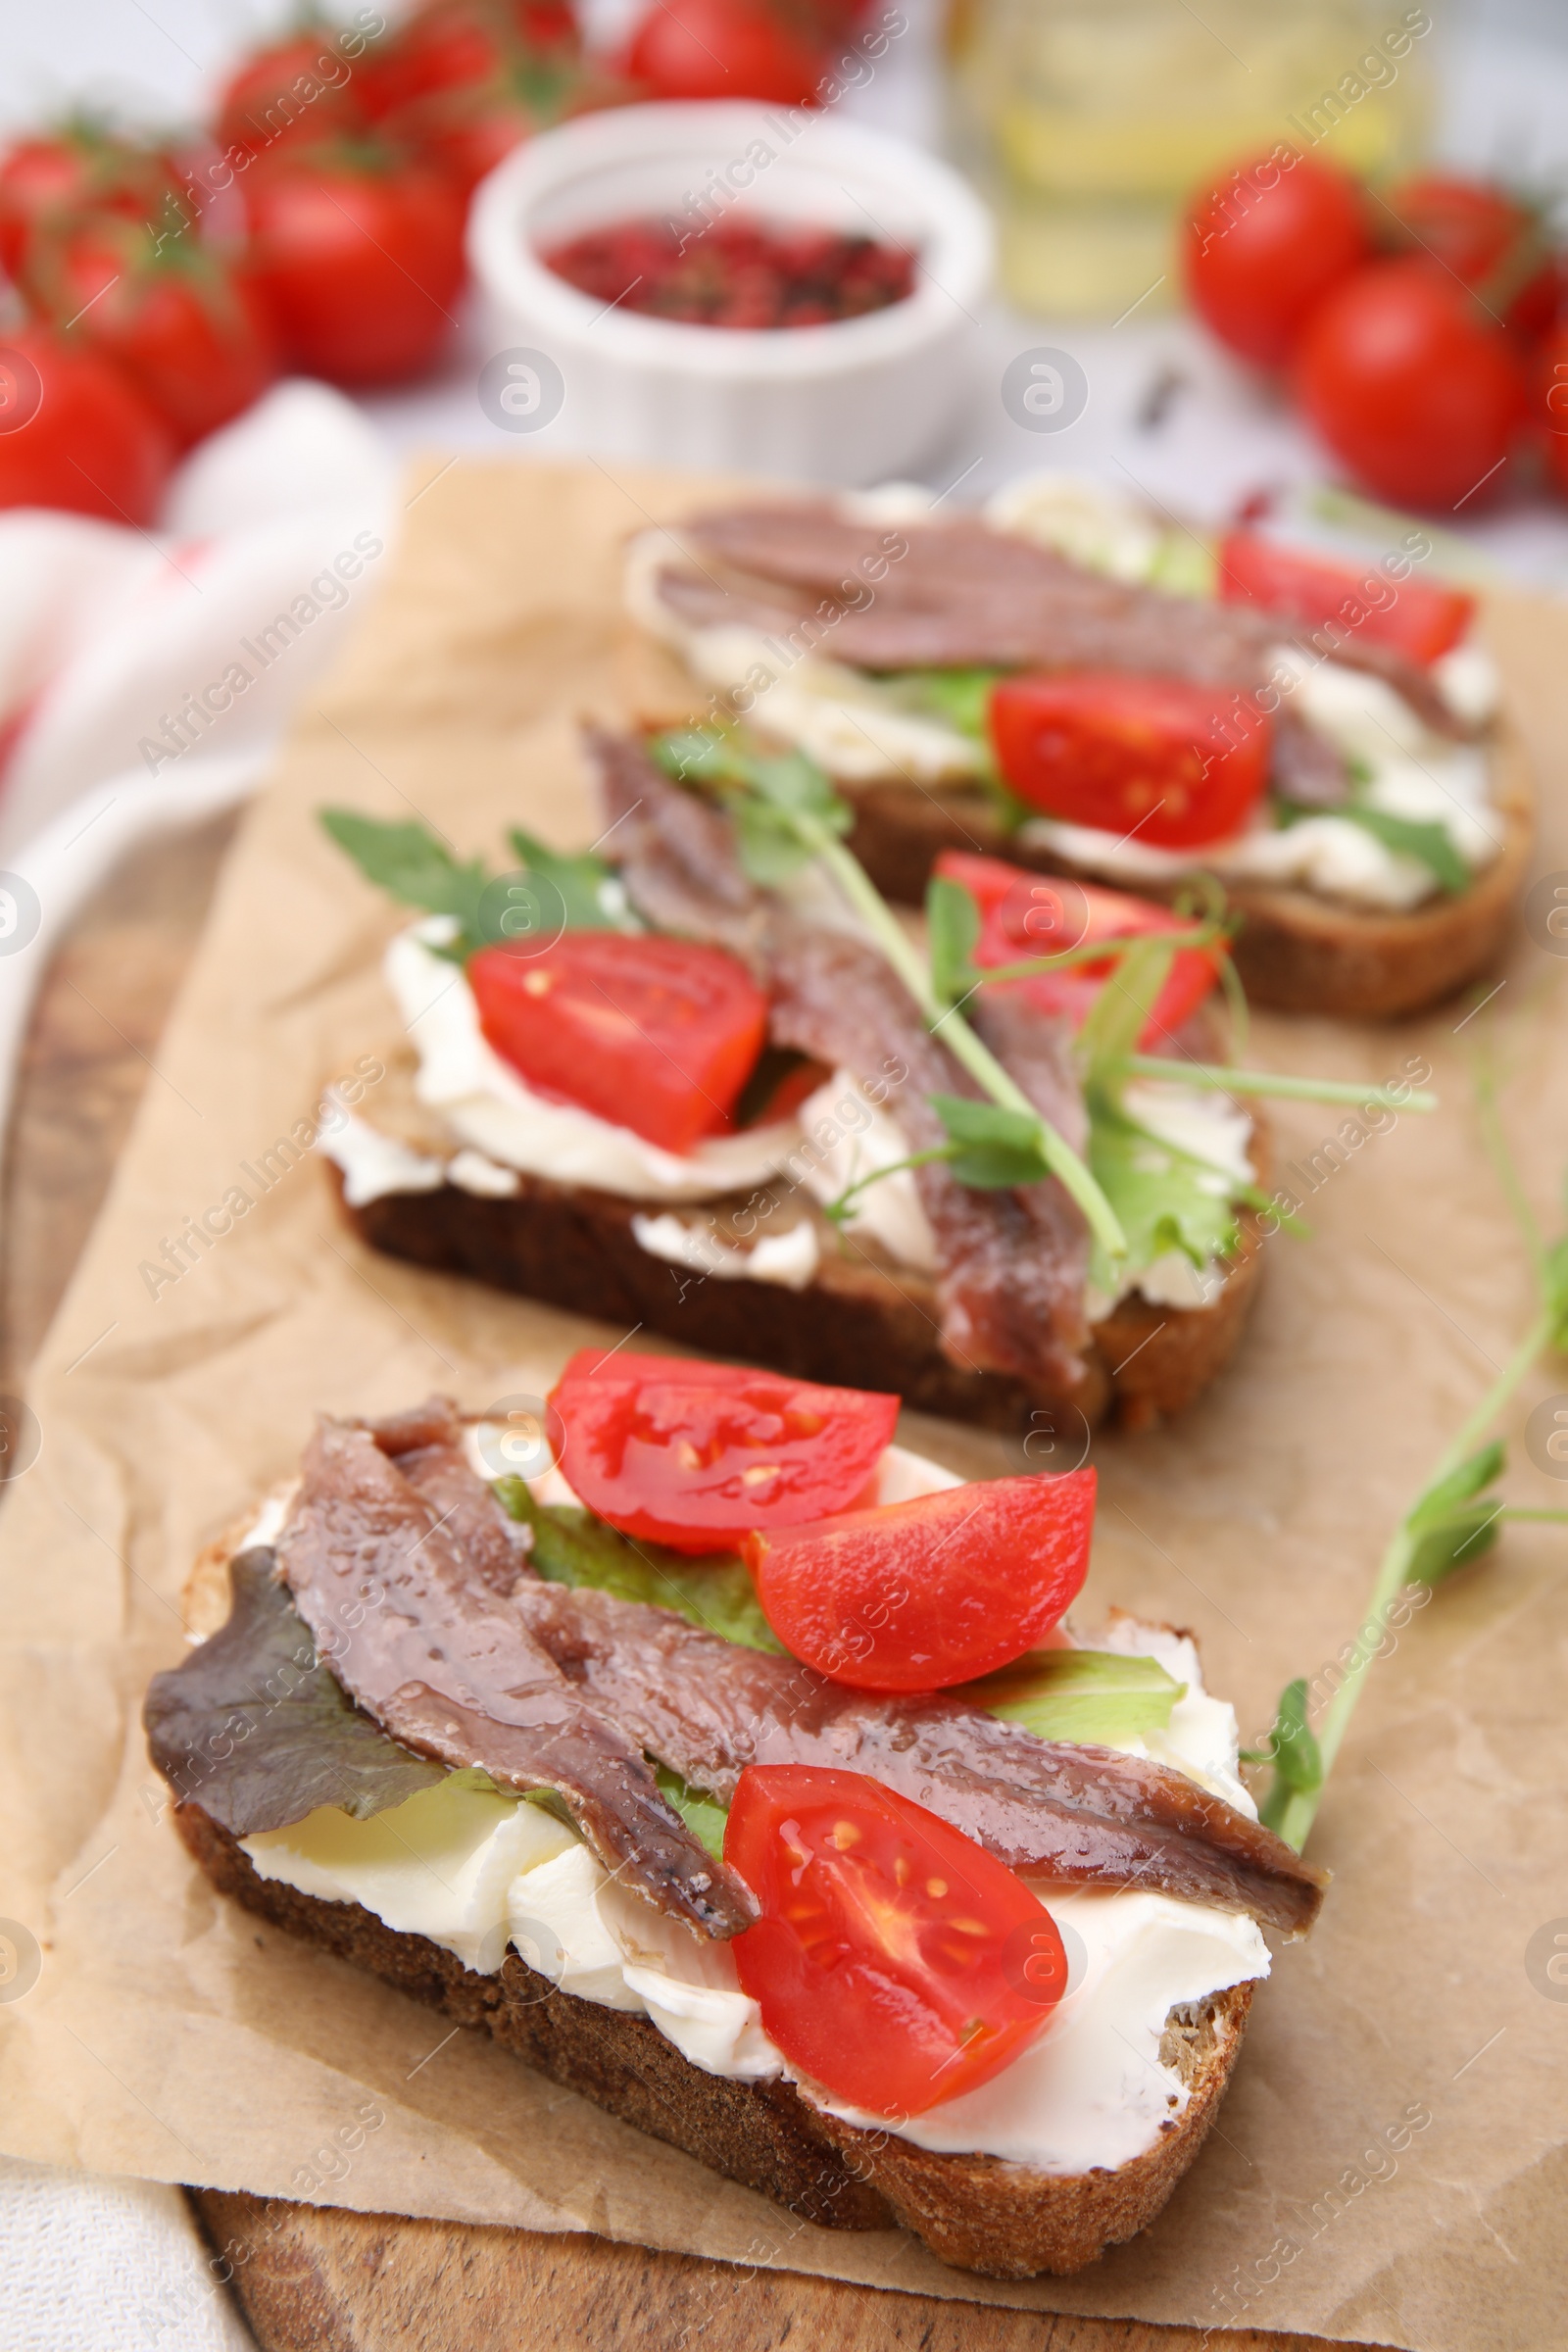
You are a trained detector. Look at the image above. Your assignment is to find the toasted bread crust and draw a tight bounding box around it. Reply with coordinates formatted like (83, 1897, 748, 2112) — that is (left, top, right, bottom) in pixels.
(835, 727, 1533, 1022)
(330, 1159, 1265, 1435)
(174, 1802, 1254, 2277)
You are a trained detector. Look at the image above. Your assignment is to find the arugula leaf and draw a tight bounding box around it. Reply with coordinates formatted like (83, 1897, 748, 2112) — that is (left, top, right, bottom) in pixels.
(506, 828, 636, 933)
(657, 1765, 728, 1859)
(926, 874, 980, 1009)
(928, 1094, 1052, 1188)
(320, 809, 490, 945)
(494, 1479, 784, 1651)
(960, 1647, 1184, 1743)
(648, 728, 852, 889)
(1088, 1094, 1241, 1276)
(1277, 800, 1468, 895)
(1342, 807, 1468, 895)
(142, 1549, 444, 1838)
(1253, 1679, 1322, 1833)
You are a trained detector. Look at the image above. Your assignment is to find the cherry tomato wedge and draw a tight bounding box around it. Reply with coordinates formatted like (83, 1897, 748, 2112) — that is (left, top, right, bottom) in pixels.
(989, 672, 1271, 851)
(934, 850, 1222, 1046)
(468, 931, 768, 1154)
(726, 1764, 1066, 2117)
(1217, 530, 1475, 667)
(745, 1468, 1095, 1690)
(548, 1348, 899, 1556)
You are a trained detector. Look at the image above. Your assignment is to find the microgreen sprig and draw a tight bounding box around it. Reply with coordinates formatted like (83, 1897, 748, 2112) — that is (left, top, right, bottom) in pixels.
(1255, 1123, 1568, 1851)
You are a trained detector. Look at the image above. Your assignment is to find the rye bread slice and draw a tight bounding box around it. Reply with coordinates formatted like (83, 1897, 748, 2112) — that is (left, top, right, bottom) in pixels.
(832, 727, 1532, 1023)
(174, 1801, 1254, 2278)
(330, 1155, 1266, 1436)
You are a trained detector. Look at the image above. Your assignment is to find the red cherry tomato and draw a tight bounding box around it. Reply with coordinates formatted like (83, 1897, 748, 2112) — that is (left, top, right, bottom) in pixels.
(726, 1765, 1066, 2117)
(933, 850, 1222, 1045)
(1293, 259, 1529, 512)
(0, 126, 192, 278)
(1383, 172, 1561, 337)
(625, 0, 826, 106)
(216, 34, 369, 163)
(242, 146, 466, 386)
(468, 930, 769, 1154)
(989, 672, 1271, 852)
(0, 325, 173, 524)
(1217, 530, 1475, 667)
(548, 1348, 900, 1555)
(1183, 150, 1368, 368)
(23, 224, 278, 449)
(744, 1468, 1095, 1690)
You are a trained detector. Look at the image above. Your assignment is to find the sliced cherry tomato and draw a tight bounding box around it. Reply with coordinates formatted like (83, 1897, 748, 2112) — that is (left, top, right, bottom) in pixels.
(1217, 529, 1475, 667)
(625, 0, 826, 106)
(549, 1348, 900, 1555)
(0, 325, 173, 524)
(745, 1469, 1095, 1690)
(934, 850, 1221, 1046)
(0, 126, 193, 278)
(241, 142, 466, 386)
(1293, 259, 1528, 512)
(989, 672, 1271, 852)
(216, 34, 369, 163)
(468, 930, 768, 1154)
(23, 223, 278, 449)
(726, 1764, 1066, 2117)
(1183, 150, 1369, 368)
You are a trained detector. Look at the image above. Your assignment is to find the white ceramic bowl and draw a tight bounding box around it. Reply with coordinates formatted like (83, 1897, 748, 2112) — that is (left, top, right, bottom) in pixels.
(467, 101, 994, 484)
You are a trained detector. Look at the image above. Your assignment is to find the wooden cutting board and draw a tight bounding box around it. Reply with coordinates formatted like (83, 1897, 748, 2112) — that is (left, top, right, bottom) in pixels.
(1, 816, 1379, 2352)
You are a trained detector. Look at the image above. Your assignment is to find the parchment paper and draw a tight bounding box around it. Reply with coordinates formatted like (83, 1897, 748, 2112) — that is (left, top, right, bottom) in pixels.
(0, 462, 1564, 2350)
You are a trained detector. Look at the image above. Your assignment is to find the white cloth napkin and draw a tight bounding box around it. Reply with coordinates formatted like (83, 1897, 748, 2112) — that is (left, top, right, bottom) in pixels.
(0, 377, 396, 1174)
(0, 378, 394, 2345)
(0, 2156, 255, 2351)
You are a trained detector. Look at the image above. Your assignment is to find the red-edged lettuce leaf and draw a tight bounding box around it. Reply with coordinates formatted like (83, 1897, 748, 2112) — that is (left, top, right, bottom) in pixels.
(142, 1547, 443, 1836)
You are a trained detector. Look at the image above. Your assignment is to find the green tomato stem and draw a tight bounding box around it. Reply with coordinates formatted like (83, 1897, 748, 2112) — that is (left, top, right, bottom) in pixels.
(799, 815, 1129, 1261)
(1116, 1055, 1438, 1112)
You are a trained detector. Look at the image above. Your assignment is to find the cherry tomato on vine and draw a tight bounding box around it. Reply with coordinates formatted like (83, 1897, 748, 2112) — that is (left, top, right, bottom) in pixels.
(1383, 172, 1563, 338)
(22, 222, 278, 447)
(625, 0, 826, 106)
(745, 1469, 1096, 1690)
(1293, 258, 1528, 512)
(989, 672, 1272, 851)
(726, 1765, 1067, 2117)
(241, 144, 466, 386)
(0, 125, 192, 277)
(1183, 150, 1369, 368)
(216, 33, 369, 163)
(0, 325, 173, 523)
(548, 1349, 899, 1555)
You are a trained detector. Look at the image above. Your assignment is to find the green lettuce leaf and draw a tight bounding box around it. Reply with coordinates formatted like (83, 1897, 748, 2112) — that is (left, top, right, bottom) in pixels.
(958, 1647, 1184, 1743)
(1277, 800, 1468, 895)
(1088, 1093, 1241, 1276)
(657, 1765, 729, 1859)
(142, 1548, 444, 1838)
(494, 1479, 784, 1652)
